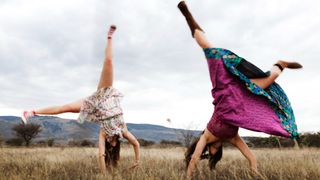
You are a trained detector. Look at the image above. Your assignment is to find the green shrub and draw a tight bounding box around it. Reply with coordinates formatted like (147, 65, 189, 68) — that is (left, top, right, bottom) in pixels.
(6, 138, 23, 146)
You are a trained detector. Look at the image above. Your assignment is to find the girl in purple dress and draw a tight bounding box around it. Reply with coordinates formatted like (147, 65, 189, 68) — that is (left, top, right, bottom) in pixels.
(22, 25, 140, 174)
(177, 1, 302, 177)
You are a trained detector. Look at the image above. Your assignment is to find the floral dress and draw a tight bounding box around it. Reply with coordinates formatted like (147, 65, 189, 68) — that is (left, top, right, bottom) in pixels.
(78, 87, 125, 138)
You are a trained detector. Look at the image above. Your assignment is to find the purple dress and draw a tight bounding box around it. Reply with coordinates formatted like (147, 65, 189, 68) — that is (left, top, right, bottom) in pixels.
(205, 48, 292, 139)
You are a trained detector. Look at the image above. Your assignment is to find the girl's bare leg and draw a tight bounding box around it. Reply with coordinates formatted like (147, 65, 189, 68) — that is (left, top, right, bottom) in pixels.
(97, 25, 116, 90)
(34, 99, 84, 115)
(194, 30, 212, 49)
(178, 1, 212, 48)
(187, 128, 219, 177)
(22, 99, 84, 124)
(250, 60, 303, 89)
(98, 129, 107, 174)
(250, 66, 281, 89)
(178, 1, 203, 37)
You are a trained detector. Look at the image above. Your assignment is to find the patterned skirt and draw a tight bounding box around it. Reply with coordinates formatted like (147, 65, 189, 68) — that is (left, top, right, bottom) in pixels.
(77, 87, 125, 137)
(204, 48, 298, 139)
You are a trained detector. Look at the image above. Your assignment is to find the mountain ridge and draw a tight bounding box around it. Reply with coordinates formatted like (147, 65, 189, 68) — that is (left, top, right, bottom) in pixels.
(0, 116, 201, 143)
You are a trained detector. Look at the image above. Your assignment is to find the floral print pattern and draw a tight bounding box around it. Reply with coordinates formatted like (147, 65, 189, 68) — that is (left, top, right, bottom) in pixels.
(78, 87, 125, 137)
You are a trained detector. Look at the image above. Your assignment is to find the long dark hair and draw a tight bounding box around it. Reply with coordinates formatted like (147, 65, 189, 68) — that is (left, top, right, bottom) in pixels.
(185, 136, 223, 170)
(104, 138, 121, 167)
(208, 144, 223, 169)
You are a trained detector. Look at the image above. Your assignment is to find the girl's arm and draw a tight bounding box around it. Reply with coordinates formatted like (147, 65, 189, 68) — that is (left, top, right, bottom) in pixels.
(122, 130, 140, 168)
(228, 134, 258, 172)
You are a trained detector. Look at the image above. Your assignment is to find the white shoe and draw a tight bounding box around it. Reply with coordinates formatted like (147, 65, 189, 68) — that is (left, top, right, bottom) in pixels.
(21, 111, 35, 124)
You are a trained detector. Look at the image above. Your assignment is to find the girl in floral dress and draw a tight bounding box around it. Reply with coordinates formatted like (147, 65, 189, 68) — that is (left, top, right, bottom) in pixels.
(22, 25, 140, 174)
(177, 1, 302, 177)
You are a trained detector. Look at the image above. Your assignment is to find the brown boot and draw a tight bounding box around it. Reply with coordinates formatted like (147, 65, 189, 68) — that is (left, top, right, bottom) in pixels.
(178, 1, 203, 37)
(276, 60, 303, 70)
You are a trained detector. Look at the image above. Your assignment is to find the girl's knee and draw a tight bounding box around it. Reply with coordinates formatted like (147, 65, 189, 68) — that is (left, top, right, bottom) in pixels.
(60, 105, 71, 112)
(104, 58, 113, 65)
(60, 105, 73, 113)
(270, 71, 280, 78)
(61, 104, 80, 113)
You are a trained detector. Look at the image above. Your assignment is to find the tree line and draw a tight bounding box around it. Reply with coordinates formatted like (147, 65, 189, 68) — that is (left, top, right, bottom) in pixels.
(0, 123, 319, 148)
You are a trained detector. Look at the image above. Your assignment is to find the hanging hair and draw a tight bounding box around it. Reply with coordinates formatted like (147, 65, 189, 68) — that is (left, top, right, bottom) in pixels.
(104, 138, 121, 167)
(185, 133, 223, 170)
(185, 136, 202, 168)
(208, 144, 223, 170)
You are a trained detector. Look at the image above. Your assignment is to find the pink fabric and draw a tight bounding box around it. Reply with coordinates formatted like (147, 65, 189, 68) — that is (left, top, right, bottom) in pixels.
(206, 59, 290, 138)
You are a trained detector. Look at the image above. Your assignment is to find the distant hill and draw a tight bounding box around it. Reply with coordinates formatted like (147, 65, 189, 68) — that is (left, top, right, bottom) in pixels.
(0, 116, 201, 144)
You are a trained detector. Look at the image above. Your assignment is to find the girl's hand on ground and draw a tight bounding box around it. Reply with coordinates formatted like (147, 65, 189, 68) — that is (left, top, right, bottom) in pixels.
(251, 165, 258, 174)
(250, 167, 265, 180)
(128, 161, 139, 170)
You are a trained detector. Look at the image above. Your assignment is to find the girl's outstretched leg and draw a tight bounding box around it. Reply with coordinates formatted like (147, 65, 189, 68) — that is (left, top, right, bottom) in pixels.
(194, 30, 212, 49)
(250, 60, 303, 89)
(178, 1, 212, 48)
(34, 99, 84, 114)
(22, 99, 84, 123)
(97, 25, 116, 90)
(178, 1, 203, 37)
(250, 65, 281, 89)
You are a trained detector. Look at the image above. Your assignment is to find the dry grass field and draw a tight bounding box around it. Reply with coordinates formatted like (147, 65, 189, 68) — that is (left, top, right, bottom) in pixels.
(0, 147, 319, 180)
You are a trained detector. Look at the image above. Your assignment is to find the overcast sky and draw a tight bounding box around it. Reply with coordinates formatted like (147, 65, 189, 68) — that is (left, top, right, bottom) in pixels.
(1, 0, 319, 136)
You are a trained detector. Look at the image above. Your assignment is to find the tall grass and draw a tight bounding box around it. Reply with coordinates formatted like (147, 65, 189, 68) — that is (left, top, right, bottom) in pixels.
(0, 147, 319, 180)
